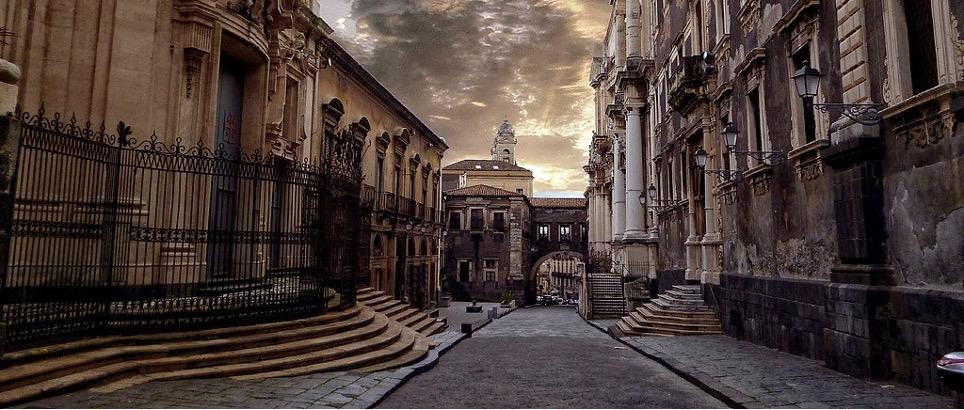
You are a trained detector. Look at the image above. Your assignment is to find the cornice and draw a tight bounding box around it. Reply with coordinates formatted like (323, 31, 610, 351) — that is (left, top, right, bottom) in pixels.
(772, 0, 820, 36)
(322, 38, 449, 150)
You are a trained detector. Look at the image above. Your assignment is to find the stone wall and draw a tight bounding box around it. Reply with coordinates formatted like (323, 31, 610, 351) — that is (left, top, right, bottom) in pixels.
(711, 273, 964, 395)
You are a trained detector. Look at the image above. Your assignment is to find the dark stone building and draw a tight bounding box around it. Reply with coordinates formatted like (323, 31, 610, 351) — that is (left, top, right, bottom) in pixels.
(587, 0, 964, 396)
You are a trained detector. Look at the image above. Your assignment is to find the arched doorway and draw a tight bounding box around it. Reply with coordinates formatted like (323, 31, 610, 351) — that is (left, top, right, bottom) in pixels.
(529, 251, 585, 305)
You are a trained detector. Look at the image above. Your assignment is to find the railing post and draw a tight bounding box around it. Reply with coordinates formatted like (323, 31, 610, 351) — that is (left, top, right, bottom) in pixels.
(0, 59, 21, 355)
(98, 122, 130, 326)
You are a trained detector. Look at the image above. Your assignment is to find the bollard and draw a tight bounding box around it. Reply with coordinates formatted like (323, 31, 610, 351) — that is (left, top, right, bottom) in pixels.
(488, 307, 498, 320)
(460, 322, 473, 337)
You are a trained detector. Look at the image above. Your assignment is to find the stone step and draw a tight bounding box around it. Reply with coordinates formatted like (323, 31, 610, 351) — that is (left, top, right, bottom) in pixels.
(636, 305, 720, 322)
(0, 308, 370, 392)
(620, 315, 722, 336)
(665, 289, 704, 300)
(421, 321, 447, 337)
(1, 307, 363, 368)
(652, 298, 714, 312)
(657, 295, 706, 306)
(389, 307, 420, 323)
(0, 307, 432, 407)
(353, 337, 432, 373)
(365, 295, 396, 309)
(671, 285, 702, 293)
(356, 290, 386, 302)
(231, 327, 420, 380)
(628, 311, 722, 332)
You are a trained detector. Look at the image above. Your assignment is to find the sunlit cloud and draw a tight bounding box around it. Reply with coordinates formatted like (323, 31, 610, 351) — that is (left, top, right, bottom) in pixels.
(316, 0, 610, 195)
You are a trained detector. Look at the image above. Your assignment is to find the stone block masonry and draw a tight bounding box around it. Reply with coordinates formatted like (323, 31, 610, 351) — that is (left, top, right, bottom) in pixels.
(710, 273, 964, 395)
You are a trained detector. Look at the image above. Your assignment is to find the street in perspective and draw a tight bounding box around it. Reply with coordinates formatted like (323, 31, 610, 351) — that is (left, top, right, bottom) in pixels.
(0, 0, 961, 408)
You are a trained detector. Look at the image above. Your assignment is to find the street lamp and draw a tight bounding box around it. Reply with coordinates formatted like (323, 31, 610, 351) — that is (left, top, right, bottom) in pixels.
(643, 183, 674, 213)
(694, 146, 742, 183)
(717, 124, 786, 164)
(721, 122, 739, 152)
(792, 61, 883, 125)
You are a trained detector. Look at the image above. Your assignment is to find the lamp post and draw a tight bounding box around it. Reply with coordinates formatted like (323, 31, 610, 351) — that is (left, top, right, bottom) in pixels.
(694, 147, 743, 182)
(792, 61, 883, 125)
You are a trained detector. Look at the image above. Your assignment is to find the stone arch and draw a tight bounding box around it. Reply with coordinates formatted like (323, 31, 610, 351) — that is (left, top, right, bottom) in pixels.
(529, 250, 586, 278)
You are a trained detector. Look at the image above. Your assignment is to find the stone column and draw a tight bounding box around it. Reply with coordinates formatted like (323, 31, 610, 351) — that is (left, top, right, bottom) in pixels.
(611, 136, 625, 242)
(615, 0, 627, 68)
(684, 146, 701, 282)
(700, 141, 722, 285)
(623, 106, 646, 239)
(625, 0, 641, 59)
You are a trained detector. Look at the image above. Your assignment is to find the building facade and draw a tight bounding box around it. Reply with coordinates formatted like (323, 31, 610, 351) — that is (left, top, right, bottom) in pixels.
(442, 184, 531, 303)
(0, 0, 447, 316)
(587, 0, 964, 394)
(441, 121, 534, 196)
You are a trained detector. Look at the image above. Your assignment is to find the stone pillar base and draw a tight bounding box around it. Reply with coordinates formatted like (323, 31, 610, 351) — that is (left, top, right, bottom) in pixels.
(621, 238, 655, 279)
(824, 282, 893, 380)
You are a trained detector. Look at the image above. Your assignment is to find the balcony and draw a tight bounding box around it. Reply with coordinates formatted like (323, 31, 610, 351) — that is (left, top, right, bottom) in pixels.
(426, 206, 436, 222)
(415, 203, 424, 221)
(668, 55, 713, 113)
(398, 197, 415, 217)
(361, 184, 376, 209)
(378, 192, 396, 213)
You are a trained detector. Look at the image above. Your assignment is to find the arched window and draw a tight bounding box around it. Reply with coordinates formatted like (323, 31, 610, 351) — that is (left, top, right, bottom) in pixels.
(372, 234, 383, 256)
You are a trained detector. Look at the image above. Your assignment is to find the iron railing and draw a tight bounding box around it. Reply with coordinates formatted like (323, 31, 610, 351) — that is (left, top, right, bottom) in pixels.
(398, 197, 414, 217)
(0, 107, 364, 350)
(378, 192, 396, 213)
(361, 184, 376, 209)
(415, 203, 424, 221)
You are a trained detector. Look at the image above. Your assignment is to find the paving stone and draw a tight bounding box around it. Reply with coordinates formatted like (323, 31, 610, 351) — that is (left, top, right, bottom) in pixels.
(620, 334, 955, 409)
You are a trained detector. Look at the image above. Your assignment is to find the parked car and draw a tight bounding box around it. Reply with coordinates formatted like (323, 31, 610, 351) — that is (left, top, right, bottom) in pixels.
(937, 351, 964, 406)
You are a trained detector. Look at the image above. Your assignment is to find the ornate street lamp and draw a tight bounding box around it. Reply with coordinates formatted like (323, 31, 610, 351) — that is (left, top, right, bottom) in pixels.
(642, 184, 675, 213)
(717, 123, 786, 164)
(694, 147, 742, 182)
(721, 122, 739, 152)
(792, 61, 883, 125)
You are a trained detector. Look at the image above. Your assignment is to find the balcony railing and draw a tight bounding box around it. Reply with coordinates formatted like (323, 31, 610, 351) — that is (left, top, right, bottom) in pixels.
(361, 184, 376, 209)
(426, 206, 435, 222)
(668, 55, 713, 112)
(378, 192, 396, 212)
(415, 203, 425, 220)
(398, 197, 415, 217)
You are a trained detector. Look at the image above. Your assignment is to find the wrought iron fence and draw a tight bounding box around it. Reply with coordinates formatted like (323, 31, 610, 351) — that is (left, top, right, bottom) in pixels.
(0, 107, 364, 350)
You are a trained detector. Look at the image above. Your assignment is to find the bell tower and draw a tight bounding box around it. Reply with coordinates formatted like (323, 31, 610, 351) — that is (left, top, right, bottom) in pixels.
(490, 119, 518, 165)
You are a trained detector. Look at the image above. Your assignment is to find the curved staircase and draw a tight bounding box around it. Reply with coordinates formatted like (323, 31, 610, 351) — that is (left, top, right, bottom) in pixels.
(0, 305, 433, 407)
(615, 285, 722, 336)
(356, 288, 447, 337)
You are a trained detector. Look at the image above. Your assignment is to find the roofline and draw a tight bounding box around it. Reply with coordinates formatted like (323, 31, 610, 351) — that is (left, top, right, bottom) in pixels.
(322, 38, 449, 150)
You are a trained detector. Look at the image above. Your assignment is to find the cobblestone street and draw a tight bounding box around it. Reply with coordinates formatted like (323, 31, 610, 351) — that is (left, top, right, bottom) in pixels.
(616, 333, 955, 408)
(378, 306, 726, 408)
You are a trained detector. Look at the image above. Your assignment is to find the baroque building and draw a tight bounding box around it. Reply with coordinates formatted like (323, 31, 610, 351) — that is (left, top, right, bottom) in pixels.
(442, 121, 588, 303)
(587, 0, 964, 395)
(0, 0, 447, 313)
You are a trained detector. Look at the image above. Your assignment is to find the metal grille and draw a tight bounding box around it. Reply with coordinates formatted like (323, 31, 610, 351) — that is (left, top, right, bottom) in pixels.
(0, 107, 363, 350)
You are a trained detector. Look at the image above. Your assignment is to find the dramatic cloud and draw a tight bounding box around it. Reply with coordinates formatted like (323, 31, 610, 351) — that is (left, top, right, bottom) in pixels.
(317, 0, 609, 196)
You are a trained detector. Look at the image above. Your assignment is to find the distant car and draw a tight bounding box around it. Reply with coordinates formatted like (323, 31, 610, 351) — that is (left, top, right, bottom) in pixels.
(938, 351, 964, 406)
(568, 298, 577, 305)
(535, 295, 543, 302)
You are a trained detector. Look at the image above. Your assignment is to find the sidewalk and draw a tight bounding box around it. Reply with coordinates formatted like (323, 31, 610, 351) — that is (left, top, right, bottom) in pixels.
(587, 318, 954, 409)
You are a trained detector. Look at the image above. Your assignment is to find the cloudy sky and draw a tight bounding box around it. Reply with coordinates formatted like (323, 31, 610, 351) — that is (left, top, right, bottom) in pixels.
(317, 0, 610, 197)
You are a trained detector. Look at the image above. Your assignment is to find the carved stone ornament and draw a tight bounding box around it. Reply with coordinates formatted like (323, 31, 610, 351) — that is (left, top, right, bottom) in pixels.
(739, 0, 761, 33)
(953, 16, 964, 80)
(795, 157, 824, 181)
(183, 49, 205, 98)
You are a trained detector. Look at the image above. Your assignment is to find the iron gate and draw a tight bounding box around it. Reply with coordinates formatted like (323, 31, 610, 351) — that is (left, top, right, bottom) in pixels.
(0, 107, 363, 350)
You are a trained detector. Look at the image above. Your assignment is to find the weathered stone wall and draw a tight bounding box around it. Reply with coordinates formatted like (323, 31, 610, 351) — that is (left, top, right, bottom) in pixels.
(712, 273, 964, 394)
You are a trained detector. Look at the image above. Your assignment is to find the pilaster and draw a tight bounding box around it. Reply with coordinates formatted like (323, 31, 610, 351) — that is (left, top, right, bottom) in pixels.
(623, 105, 646, 239)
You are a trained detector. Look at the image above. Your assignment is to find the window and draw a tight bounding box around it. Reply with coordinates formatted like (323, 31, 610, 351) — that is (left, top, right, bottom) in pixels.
(559, 225, 571, 242)
(791, 45, 817, 144)
(516, 188, 524, 194)
(484, 259, 498, 282)
(470, 209, 484, 230)
(538, 224, 550, 241)
(493, 212, 507, 232)
(283, 78, 300, 140)
(458, 260, 471, 282)
(375, 157, 384, 192)
(902, 1, 938, 94)
(458, 173, 467, 188)
(679, 151, 687, 199)
(747, 87, 766, 164)
(720, 114, 732, 171)
(715, 0, 729, 40)
(448, 211, 462, 230)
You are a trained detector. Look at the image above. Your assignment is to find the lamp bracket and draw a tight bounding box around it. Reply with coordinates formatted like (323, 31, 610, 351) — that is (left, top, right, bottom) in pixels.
(811, 102, 884, 126)
(729, 150, 787, 164)
(702, 169, 743, 183)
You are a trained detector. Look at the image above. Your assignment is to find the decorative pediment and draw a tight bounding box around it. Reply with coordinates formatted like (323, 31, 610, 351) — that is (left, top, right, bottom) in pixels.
(773, 0, 821, 52)
(738, 0, 761, 33)
(735, 48, 766, 90)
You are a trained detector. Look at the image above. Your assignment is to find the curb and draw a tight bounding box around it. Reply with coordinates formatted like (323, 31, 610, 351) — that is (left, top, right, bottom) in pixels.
(366, 307, 517, 408)
(583, 319, 756, 409)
